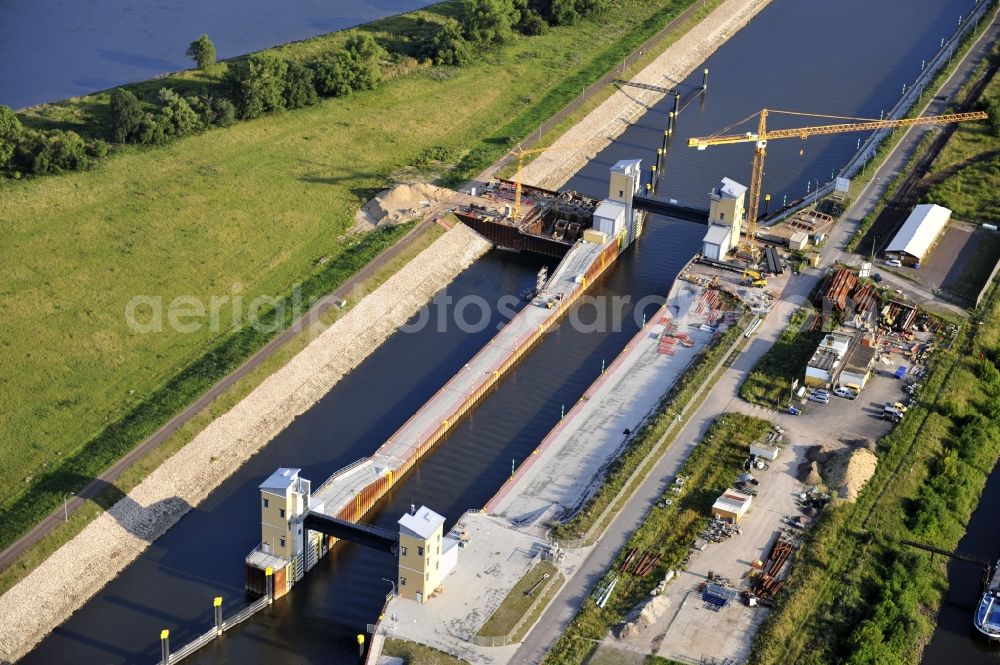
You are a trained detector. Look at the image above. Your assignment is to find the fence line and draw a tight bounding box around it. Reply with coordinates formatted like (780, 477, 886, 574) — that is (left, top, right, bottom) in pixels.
(764, 0, 995, 226)
(470, 556, 558, 648)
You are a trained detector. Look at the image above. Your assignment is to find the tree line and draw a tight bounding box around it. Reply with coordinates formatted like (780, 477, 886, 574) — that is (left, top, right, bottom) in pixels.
(0, 0, 610, 178)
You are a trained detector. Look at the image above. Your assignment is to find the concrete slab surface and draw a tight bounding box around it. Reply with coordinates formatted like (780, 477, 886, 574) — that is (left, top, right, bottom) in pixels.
(488, 283, 724, 535)
(382, 512, 588, 665)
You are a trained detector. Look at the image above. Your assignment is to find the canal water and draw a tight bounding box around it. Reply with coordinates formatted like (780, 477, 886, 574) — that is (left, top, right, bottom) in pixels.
(18, 0, 976, 663)
(923, 460, 1000, 664)
(0, 0, 435, 110)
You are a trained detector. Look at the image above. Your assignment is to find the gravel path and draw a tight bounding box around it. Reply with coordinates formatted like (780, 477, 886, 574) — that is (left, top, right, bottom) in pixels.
(521, 0, 772, 190)
(0, 224, 491, 663)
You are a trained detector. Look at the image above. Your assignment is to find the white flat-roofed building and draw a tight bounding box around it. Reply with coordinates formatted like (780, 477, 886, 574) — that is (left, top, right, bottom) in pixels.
(702, 223, 733, 260)
(885, 204, 951, 266)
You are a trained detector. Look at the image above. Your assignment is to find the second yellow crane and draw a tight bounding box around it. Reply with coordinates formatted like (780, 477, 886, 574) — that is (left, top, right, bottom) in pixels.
(509, 140, 603, 220)
(688, 108, 988, 258)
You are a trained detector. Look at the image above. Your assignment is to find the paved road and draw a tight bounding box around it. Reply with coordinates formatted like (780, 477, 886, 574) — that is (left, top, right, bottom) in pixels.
(512, 13, 1000, 661)
(0, 218, 434, 571)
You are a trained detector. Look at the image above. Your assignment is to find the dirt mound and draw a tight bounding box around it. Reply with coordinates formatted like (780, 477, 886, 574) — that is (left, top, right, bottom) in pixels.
(617, 594, 670, 640)
(798, 460, 823, 486)
(804, 444, 831, 464)
(355, 182, 454, 230)
(823, 448, 878, 501)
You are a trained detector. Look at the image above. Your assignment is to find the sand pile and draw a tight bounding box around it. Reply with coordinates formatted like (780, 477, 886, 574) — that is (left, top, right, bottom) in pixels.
(618, 595, 670, 640)
(823, 448, 878, 502)
(355, 183, 454, 229)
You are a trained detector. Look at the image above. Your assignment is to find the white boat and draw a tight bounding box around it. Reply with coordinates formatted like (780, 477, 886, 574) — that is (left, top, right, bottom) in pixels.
(974, 561, 1000, 641)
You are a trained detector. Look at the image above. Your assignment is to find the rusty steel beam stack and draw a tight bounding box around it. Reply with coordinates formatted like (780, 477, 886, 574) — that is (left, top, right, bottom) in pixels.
(822, 268, 858, 312)
(753, 537, 796, 600)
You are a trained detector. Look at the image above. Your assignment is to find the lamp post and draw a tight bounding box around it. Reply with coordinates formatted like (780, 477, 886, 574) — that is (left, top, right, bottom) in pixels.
(808, 177, 820, 206)
(382, 577, 396, 597)
(63, 492, 73, 522)
(871, 234, 878, 262)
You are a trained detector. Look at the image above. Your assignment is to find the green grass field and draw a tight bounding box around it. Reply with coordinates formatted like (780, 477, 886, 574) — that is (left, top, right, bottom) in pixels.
(925, 46, 1000, 224)
(477, 560, 560, 638)
(0, 0, 703, 515)
(382, 638, 469, 665)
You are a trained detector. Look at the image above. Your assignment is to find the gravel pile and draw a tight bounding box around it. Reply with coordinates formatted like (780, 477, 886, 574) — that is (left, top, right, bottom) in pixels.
(0, 223, 491, 663)
(521, 0, 771, 190)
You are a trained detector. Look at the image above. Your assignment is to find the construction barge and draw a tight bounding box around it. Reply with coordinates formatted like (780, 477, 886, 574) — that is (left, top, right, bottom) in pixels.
(245, 159, 647, 597)
(455, 176, 639, 258)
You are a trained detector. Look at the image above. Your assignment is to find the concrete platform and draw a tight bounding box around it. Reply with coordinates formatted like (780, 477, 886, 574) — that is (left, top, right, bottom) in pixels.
(486, 282, 723, 535)
(376, 282, 742, 664)
(382, 512, 588, 665)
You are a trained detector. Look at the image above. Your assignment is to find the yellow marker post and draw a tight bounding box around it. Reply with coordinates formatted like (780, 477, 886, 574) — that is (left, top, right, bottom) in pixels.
(160, 629, 170, 664)
(214, 596, 223, 634)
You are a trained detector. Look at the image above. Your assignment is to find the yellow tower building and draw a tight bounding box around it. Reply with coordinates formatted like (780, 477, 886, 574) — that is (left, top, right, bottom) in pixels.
(708, 177, 747, 248)
(397, 506, 457, 603)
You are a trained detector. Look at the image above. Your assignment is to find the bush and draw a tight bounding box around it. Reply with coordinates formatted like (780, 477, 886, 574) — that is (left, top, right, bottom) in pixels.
(15, 129, 94, 174)
(156, 88, 202, 137)
(422, 19, 473, 66)
(548, 0, 580, 25)
(343, 32, 385, 91)
(310, 53, 354, 97)
(517, 8, 549, 35)
(461, 0, 519, 45)
(109, 89, 146, 143)
(227, 52, 289, 119)
(186, 34, 217, 71)
(188, 94, 237, 127)
(283, 61, 319, 109)
(309, 33, 385, 97)
(0, 104, 23, 168)
(135, 114, 168, 145)
(544, 0, 610, 25)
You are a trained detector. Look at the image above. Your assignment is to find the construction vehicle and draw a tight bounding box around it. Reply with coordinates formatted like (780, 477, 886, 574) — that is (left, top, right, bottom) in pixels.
(509, 140, 604, 220)
(688, 109, 988, 259)
(741, 269, 767, 288)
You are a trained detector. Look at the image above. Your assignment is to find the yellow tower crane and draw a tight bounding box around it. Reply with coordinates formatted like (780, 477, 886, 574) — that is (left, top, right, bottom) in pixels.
(510, 140, 604, 220)
(688, 108, 988, 258)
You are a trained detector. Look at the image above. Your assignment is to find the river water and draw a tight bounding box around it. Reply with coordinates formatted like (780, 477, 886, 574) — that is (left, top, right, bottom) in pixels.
(17, 0, 977, 663)
(0, 0, 433, 110)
